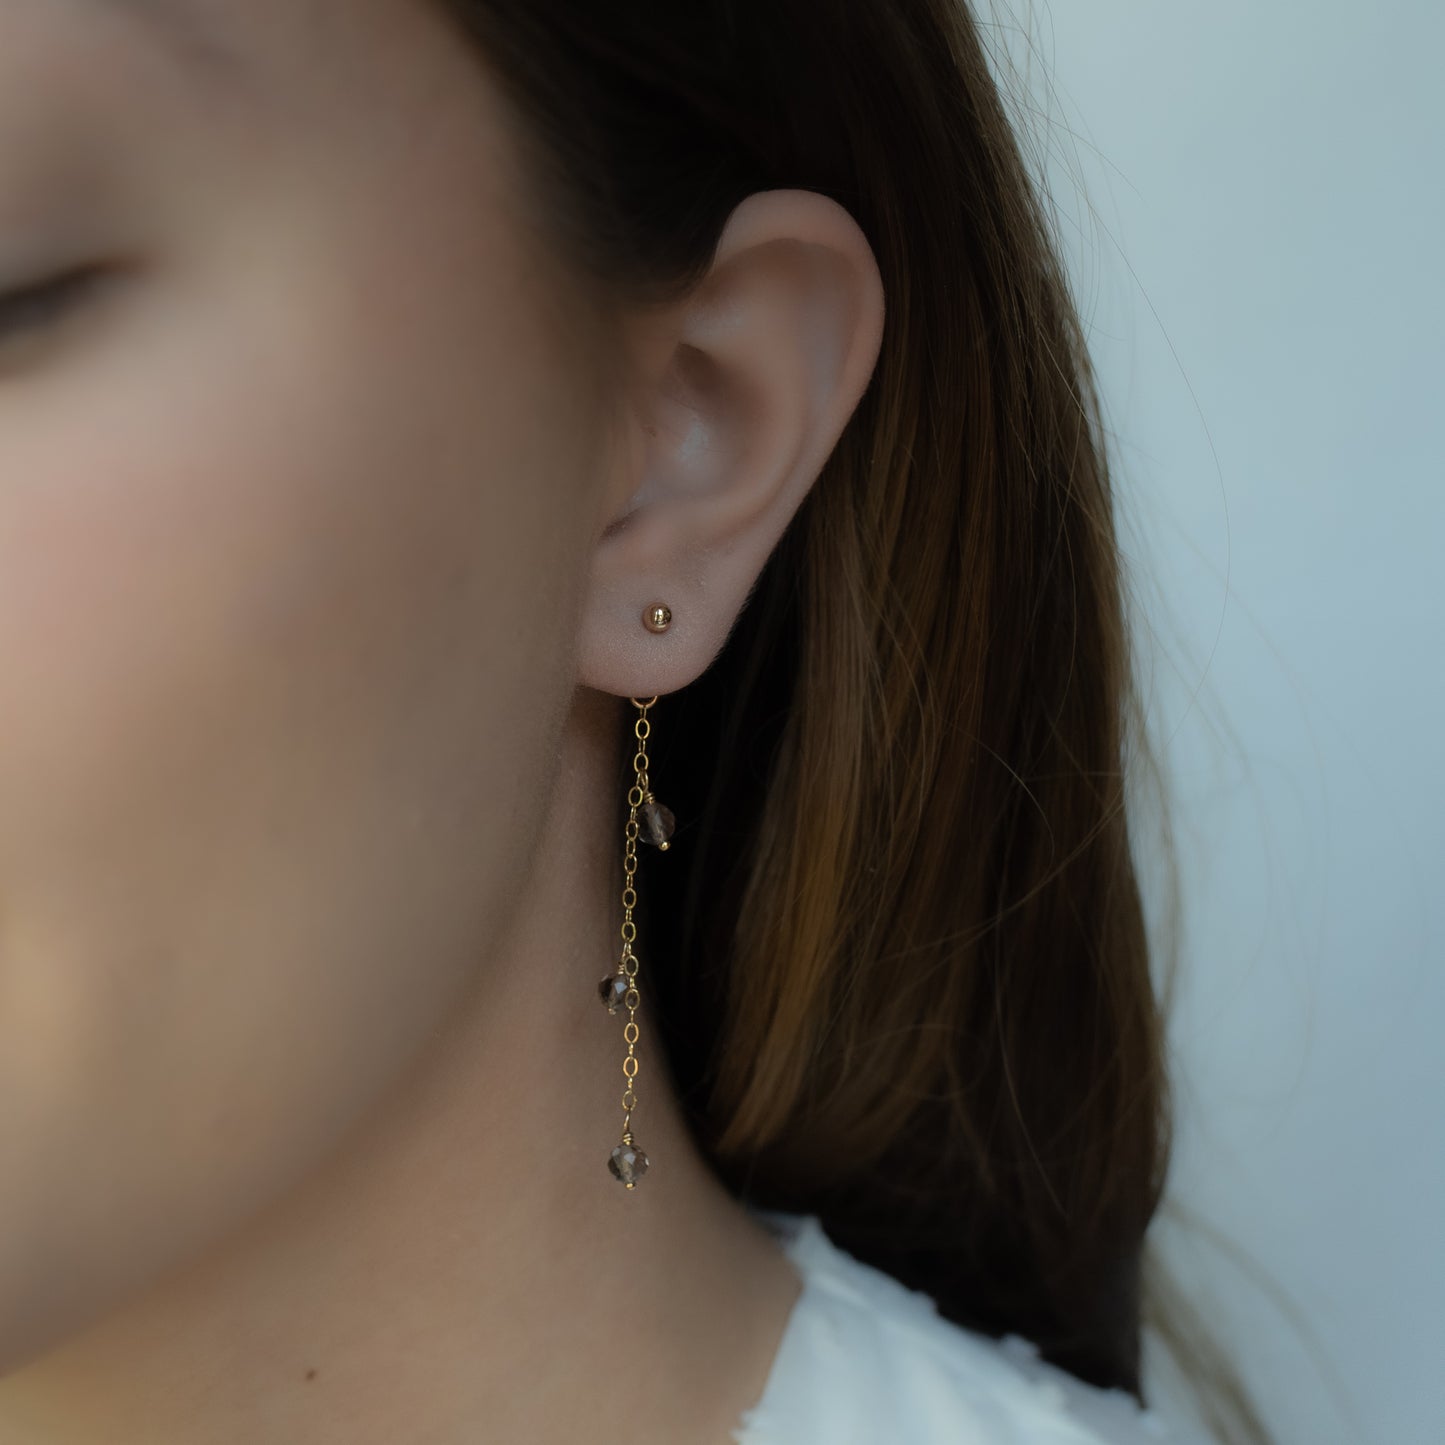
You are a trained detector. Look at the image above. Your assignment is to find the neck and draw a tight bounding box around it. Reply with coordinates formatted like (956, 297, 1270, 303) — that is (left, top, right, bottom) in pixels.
(0, 688, 802, 1445)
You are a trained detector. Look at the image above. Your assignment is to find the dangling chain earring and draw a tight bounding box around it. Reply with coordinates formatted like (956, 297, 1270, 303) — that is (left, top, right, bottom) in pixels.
(597, 602, 676, 1189)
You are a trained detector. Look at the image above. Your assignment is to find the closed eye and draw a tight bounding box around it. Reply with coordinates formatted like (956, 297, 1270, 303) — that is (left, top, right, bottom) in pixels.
(0, 267, 110, 344)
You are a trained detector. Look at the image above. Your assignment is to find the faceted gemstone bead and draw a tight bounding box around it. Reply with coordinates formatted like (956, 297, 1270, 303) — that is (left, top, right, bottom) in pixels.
(598, 973, 629, 1013)
(639, 799, 675, 847)
(609, 1141, 649, 1186)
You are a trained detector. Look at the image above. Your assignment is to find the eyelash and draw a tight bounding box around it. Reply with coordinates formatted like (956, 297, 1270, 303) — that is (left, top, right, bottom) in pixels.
(0, 267, 105, 342)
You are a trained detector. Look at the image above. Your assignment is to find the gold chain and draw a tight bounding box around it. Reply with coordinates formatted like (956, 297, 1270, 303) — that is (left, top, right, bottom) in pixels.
(617, 696, 655, 1148)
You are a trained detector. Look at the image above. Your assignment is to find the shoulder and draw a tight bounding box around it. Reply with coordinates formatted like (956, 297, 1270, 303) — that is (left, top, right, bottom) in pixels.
(735, 1211, 1212, 1445)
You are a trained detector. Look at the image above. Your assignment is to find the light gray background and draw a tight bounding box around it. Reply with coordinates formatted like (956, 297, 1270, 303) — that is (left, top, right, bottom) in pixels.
(980, 4, 1442, 1442)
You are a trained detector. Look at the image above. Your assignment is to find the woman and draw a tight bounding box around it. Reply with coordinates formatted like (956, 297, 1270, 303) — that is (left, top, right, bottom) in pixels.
(0, 1, 1273, 1442)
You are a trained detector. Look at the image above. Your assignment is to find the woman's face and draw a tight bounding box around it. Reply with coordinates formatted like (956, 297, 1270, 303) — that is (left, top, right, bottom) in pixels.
(0, 0, 611, 1361)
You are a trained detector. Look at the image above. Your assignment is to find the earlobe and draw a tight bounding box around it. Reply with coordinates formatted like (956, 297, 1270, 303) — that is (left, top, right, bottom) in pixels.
(578, 188, 885, 700)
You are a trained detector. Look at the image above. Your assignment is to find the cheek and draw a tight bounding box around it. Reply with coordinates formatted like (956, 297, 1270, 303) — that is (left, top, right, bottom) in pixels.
(0, 237, 584, 1348)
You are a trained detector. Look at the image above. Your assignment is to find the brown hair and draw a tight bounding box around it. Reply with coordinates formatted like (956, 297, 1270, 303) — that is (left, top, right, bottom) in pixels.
(435, 1, 1273, 1440)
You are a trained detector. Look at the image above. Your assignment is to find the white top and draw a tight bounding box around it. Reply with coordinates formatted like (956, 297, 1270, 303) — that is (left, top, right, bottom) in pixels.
(733, 1209, 1214, 1445)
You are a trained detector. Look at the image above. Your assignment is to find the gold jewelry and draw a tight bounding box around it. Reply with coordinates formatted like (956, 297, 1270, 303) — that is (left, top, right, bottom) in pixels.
(596, 678, 676, 1188)
(642, 602, 672, 633)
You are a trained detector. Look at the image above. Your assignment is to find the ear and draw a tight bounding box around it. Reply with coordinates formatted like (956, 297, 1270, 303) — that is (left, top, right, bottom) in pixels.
(577, 187, 885, 698)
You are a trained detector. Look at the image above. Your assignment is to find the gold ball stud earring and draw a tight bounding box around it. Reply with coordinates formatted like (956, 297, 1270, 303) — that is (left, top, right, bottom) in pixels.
(643, 602, 672, 634)
(595, 610, 677, 1190)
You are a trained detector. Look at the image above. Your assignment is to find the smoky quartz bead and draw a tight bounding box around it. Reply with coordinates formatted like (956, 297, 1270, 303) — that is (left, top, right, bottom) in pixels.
(597, 973, 630, 1014)
(609, 1141, 649, 1186)
(639, 800, 675, 847)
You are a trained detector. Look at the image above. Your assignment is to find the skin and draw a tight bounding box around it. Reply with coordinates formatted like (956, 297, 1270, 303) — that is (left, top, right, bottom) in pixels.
(0, 2, 885, 1442)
